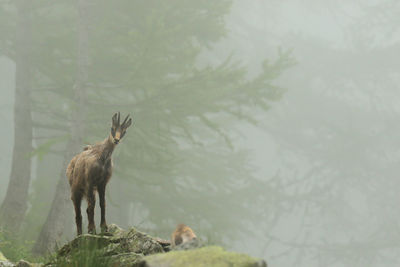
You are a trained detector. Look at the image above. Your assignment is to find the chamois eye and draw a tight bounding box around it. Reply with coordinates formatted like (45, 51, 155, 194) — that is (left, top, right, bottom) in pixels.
(111, 127, 115, 137)
(121, 131, 126, 138)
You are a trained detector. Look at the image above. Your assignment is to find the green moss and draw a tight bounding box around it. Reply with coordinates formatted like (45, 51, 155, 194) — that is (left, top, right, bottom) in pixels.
(143, 246, 264, 267)
(0, 251, 8, 261)
(109, 252, 143, 266)
(57, 234, 111, 258)
(0, 232, 34, 263)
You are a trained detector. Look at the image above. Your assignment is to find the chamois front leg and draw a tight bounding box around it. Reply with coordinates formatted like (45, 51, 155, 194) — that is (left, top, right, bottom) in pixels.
(86, 187, 96, 234)
(72, 191, 83, 236)
(98, 184, 108, 233)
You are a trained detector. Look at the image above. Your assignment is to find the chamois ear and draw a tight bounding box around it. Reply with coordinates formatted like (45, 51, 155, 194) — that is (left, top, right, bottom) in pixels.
(124, 118, 132, 129)
(112, 112, 120, 127)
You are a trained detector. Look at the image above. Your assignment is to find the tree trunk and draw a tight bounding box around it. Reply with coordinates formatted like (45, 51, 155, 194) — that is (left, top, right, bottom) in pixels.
(32, 0, 90, 255)
(0, 0, 33, 233)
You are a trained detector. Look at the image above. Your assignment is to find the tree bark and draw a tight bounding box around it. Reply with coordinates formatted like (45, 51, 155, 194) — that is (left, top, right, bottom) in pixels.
(32, 0, 90, 255)
(0, 0, 33, 233)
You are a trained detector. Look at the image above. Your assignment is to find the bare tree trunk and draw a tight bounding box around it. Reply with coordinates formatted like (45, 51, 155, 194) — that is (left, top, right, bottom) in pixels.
(0, 0, 33, 233)
(32, 0, 90, 255)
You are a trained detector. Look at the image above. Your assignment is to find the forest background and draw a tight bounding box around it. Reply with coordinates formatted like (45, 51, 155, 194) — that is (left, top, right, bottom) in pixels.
(1, 1, 400, 267)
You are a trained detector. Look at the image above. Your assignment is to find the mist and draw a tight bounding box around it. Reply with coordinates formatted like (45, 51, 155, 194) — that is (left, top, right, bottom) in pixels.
(1, 1, 399, 266)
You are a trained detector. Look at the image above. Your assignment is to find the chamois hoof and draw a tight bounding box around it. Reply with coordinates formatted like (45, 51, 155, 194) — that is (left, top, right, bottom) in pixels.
(101, 225, 111, 235)
(88, 229, 96, 235)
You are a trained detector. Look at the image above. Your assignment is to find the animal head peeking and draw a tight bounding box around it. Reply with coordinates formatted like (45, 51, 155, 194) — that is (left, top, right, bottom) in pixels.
(111, 112, 132, 144)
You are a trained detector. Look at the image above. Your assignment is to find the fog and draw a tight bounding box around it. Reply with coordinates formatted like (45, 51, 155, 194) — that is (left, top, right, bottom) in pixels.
(1, 1, 400, 266)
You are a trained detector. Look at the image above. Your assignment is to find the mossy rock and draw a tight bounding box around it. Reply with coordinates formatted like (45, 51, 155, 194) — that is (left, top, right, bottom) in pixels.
(140, 246, 267, 267)
(108, 228, 163, 256)
(57, 234, 111, 257)
(107, 224, 126, 238)
(52, 225, 164, 266)
(109, 253, 143, 266)
(51, 225, 267, 267)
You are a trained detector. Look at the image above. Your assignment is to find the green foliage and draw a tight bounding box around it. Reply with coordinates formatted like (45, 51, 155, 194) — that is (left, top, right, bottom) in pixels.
(0, 230, 34, 262)
(0, 229, 55, 264)
(55, 240, 113, 267)
(29, 135, 68, 161)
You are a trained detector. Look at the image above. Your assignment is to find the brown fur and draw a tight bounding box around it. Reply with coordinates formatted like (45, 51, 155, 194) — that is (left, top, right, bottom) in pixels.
(66, 112, 132, 235)
(171, 224, 197, 247)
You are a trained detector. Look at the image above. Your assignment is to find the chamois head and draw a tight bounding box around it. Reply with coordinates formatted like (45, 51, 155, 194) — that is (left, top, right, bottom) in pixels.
(111, 112, 132, 144)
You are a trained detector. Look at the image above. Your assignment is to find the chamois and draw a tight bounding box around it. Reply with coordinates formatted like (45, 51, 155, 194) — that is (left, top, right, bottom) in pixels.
(66, 112, 132, 235)
(171, 224, 197, 248)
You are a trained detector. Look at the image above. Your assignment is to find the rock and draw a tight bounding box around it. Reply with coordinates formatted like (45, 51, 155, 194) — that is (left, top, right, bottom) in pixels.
(107, 223, 125, 238)
(50, 225, 268, 267)
(57, 234, 111, 257)
(0, 261, 14, 267)
(15, 260, 41, 267)
(52, 225, 164, 266)
(152, 238, 171, 252)
(107, 227, 164, 256)
(139, 245, 267, 267)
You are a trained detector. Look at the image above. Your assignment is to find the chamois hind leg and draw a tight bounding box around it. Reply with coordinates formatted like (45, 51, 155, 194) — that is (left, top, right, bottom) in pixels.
(98, 184, 108, 233)
(72, 191, 83, 236)
(86, 187, 96, 234)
